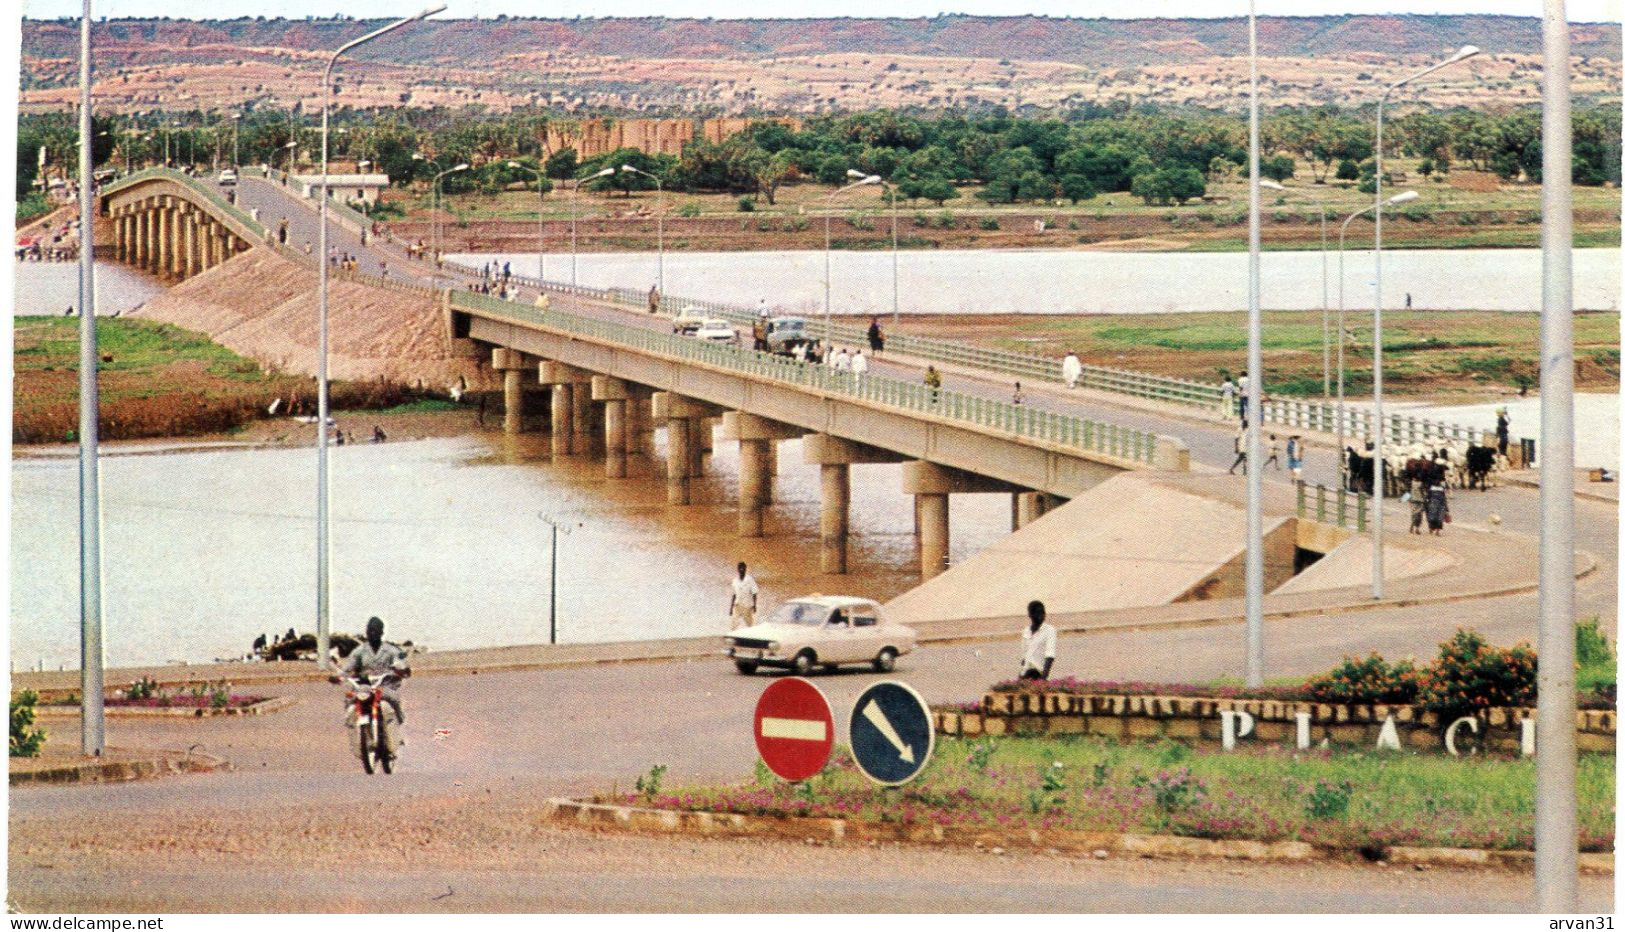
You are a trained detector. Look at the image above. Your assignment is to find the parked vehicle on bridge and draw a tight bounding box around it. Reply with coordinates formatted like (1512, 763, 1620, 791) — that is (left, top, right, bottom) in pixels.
(693, 318, 738, 344)
(723, 595, 916, 675)
(670, 306, 708, 335)
(217, 169, 238, 186)
(761, 316, 813, 356)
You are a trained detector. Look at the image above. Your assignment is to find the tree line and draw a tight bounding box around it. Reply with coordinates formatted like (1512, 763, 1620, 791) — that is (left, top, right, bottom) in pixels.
(18, 103, 1621, 208)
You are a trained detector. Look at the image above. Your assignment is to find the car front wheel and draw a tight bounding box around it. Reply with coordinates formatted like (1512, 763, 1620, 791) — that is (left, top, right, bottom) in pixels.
(791, 651, 815, 675)
(734, 659, 759, 675)
(873, 648, 898, 673)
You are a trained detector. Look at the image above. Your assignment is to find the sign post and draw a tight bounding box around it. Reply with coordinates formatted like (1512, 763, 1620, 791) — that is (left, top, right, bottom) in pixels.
(753, 677, 834, 782)
(848, 681, 934, 786)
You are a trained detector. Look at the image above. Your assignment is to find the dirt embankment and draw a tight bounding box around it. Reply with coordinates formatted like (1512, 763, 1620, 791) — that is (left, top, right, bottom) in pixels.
(130, 246, 491, 390)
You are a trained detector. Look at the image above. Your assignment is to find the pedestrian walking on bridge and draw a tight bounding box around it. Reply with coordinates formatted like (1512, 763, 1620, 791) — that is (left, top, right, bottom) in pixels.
(924, 365, 942, 404)
(1228, 427, 1248, 475)
(648, 284, 661, 314)
(867, 317, 884, 353)
(1062, 352, 1082, 390)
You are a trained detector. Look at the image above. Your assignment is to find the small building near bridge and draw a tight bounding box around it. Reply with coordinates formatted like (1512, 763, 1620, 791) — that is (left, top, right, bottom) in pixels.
(290, 173, 391, 206)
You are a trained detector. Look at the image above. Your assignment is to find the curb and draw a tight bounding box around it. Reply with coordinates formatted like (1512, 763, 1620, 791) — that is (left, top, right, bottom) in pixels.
(1501, 473, 1618, 505)
(540, 797, 1614, 874)
(32, 696, 299, 719)
(10, 749, 230, 787)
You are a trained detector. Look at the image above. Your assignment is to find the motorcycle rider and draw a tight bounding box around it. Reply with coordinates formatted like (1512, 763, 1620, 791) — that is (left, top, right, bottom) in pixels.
(337, 616, 410, 730)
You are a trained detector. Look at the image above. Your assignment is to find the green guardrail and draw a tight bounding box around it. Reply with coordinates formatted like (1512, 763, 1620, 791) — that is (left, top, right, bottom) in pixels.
(101, 166, 268, 240)
(1296, 481, 1369, 532)
(448, 288, 1165, 466)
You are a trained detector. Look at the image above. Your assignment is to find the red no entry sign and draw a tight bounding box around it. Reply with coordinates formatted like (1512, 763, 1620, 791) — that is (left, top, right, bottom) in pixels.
(753, 677, 835, 782)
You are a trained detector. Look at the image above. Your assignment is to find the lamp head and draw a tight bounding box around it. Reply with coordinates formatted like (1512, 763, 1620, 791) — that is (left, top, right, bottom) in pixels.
(593, 167, 616, 178)
(861, 174, 881, 185)
(415, 3, 448, 20)
(846, 168, 867, 179)
(506, 160, 521, 168)
(1258, 179, 1285, 191)
(1450, 45, 1481, 64)
(1387, 190, 1420, 205)
(452, 163, 469, 172)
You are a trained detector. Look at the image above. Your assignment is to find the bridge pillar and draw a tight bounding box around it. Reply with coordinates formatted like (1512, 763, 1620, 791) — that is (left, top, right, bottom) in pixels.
(135, 208, 149, 270)
(1013, 491, 1064, 530)
(591, 376, 629, 478)
(155, 203, 172, 278)
(720, 412, 802, 538)
(145, 204, 159, 273)
(573, 379, 597, 456)
(180, 208, 197, 279)
(917, 493, 950, 581)
(652, 393, 720, 505)
(625, 385, 655, 456)
(490, 348, 530, 434)
(540, 361, 589, 455)
(687, 417, 708, 477)
(804, 434, 907, 574)
(903, 461, 1024, 580)
(202, 219, 217, 269)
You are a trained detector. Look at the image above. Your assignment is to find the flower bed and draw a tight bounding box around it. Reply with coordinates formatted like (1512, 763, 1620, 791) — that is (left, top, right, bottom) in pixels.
(628, 737, 1615, 855)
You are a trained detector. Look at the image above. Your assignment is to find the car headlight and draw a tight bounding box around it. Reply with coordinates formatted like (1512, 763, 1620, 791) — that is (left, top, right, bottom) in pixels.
(768, 642, 779, 651)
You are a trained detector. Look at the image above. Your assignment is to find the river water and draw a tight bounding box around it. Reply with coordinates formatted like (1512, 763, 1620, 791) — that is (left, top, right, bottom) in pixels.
(11, 260, 166, 317)
(451, 247, 1622, 316)
(10, 429, 1012, 670)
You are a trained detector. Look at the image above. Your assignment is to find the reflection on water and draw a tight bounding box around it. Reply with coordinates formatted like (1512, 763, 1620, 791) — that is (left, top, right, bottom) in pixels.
(12, 261, 167, 317)
(11, 426, 1009, 669)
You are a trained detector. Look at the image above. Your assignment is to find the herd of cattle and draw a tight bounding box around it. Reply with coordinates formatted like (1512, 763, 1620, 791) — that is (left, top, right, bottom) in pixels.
(1344, 440, 1506, 498)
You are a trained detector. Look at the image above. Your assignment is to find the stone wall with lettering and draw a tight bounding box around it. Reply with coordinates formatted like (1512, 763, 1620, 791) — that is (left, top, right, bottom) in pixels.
(932, 690, 1616, 755)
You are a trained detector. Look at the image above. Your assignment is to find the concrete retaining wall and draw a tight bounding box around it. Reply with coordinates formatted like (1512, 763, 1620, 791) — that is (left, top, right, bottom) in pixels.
(934, 690, 1617, 754)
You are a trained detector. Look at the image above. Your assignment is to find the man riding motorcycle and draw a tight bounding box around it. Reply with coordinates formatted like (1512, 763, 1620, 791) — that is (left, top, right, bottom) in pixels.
(336, 616, 410, 730)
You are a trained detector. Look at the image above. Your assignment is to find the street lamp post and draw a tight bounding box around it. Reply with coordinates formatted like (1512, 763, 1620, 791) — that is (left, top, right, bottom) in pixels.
(1242, 0, 1265, 687)
(1535, 0, 1577, 909)
(1372, 44, 1479, 600)
(569, 166, 616, 286)
(1259, 179, 1329, 397)
(76, 0, 105, 756)
(823, 173, 880, 344)
(849, 168, 901, 325)
(231, 112, 240, 169)
(1336, 191, 1419, 488)
(507, 160, 547, 281)
(431, 162, 469, 271)
(315, 4, 445, 668)
(617, 164, 665, 296)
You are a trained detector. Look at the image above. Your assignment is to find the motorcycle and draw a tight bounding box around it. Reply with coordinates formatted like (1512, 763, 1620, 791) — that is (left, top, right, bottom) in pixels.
(337, 672, 402, 774)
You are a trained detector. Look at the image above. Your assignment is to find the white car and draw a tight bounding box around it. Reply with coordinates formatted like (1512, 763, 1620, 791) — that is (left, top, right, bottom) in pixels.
(670, 306, 708, 334)
(693, 318, 738, 344)
(218, 169, 238, 186)
(723, 595, 917, 675)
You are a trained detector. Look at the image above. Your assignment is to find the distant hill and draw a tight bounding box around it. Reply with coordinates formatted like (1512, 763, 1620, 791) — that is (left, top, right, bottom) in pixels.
(19, 14, 1620, 115)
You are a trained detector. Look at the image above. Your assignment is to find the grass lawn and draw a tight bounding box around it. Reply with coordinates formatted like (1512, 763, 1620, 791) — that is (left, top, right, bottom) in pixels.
(902, 309, 1621, 398)
(12, 317, 432, 443)
(630, 736, 1614, 853)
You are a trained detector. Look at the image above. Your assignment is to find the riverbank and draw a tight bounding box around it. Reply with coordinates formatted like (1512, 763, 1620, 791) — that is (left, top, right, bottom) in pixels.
(11, 316, 461, 444)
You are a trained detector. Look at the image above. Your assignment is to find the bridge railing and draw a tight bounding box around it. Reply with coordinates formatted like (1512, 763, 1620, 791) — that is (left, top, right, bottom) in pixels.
(1295, 481, 1369, 532)
(101, 166, 269, 240)
(448, 289, 1168, 466)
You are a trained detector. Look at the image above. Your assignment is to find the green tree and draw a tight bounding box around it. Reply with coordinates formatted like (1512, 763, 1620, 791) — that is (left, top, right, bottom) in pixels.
(1131, 165, 1205, 206)
(1261, 154, 1295, 182)
(545, 148, 579, 180)
(1059, 173, 1096, 204)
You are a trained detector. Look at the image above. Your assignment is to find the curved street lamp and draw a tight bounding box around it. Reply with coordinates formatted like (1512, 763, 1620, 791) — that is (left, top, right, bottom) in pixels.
(617, 164, 665, 295)
(823, 173, 880, 343)
(569, 166, 617, 285)
(1336, 190, 1418, 487)
(315, 3, 445, 667)
(507, 160, 547, 281)
(1371, 43, 1479, 600)
(431, 162, 469, 269)
(1258, 179, 1329, 397)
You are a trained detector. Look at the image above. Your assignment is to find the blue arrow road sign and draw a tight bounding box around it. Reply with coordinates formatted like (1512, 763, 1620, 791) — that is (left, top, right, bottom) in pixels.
(848, 680, 934, 786)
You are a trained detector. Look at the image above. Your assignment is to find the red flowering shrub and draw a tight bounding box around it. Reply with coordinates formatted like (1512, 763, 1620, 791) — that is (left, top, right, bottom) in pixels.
(1417, 628, 1537, 723)
(1306, 653, 1420, 705)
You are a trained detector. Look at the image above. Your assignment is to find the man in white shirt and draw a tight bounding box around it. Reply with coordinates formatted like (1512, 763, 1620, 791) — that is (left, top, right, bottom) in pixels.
(850, 349, 868, 381)
(1061, 352, 1082, 389)
(1019, 600, 1056, 680)
(728, 561, 759, 629)
(832, 347, 851, 371)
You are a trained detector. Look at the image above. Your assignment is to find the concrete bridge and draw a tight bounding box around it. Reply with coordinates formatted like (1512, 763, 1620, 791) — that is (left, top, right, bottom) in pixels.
(98, 168, 261, 282)
(97, 167, 1190, 581)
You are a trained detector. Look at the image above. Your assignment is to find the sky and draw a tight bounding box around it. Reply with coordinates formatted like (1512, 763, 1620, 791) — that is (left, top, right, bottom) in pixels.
(16, 0, 1625, 23)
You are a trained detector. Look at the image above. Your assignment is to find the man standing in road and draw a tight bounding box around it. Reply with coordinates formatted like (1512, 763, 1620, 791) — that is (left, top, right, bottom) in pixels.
(728, 562, 759, 629)
(1220, 375, 1237, 418)
(1019, 600, 1055, 681)
(1237, 371, 1251, 422)
(867, 317, 884, 353)
(648, 284, 661, 314)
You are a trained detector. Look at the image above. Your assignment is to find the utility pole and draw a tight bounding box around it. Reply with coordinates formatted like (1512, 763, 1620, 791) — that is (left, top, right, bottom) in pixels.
(76, 0, 105, 757)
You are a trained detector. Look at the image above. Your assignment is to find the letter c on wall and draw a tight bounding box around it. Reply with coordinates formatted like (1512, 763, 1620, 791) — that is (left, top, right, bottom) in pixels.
(1444, 715, 1479, 756)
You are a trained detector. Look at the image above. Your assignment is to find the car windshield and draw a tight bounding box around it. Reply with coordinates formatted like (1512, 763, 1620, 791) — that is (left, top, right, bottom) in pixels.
(769, 601, 832, 626)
